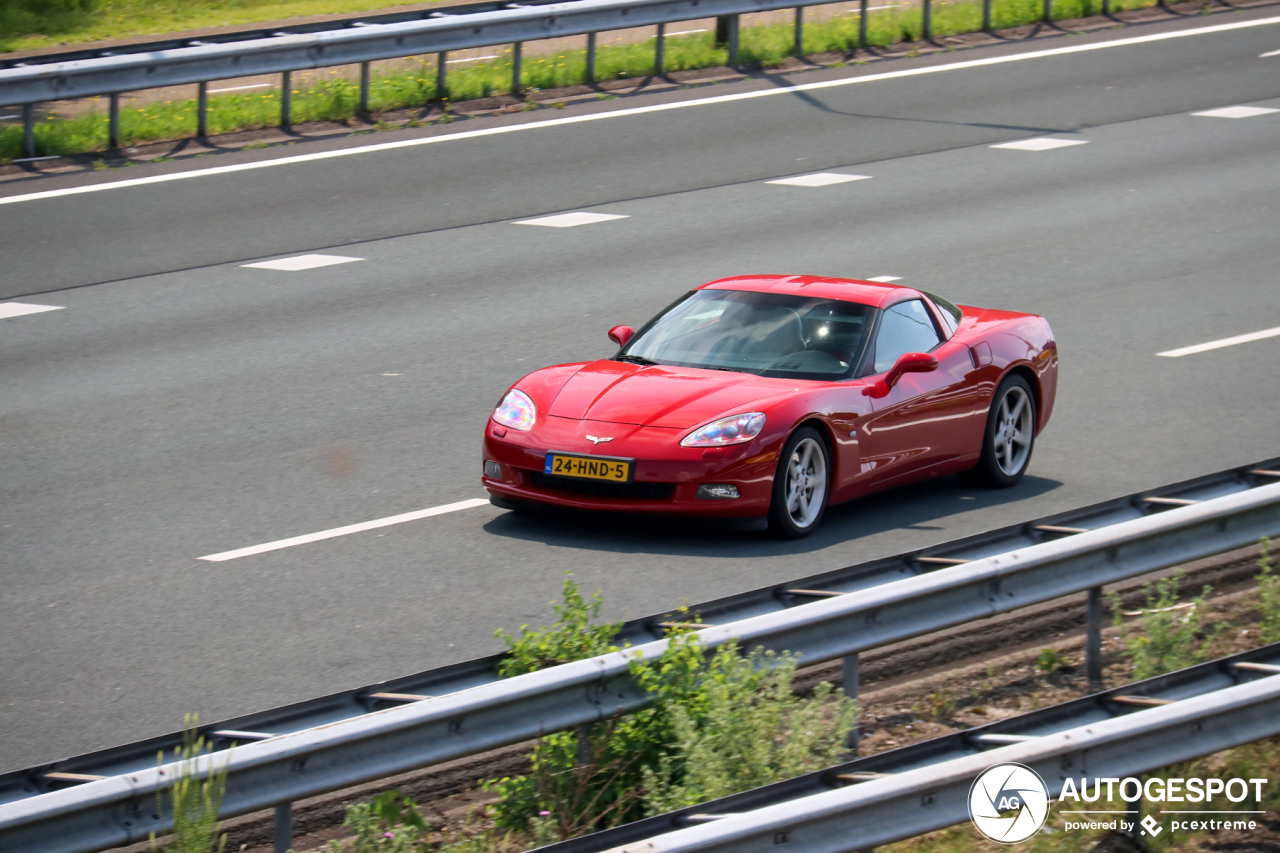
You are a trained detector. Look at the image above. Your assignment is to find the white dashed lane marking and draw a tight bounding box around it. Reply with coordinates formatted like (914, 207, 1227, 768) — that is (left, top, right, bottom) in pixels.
(0, 302, 64, 319)
(766, 173, 872, 187)
(514, 212, 629, 227)
(990, 138, 1088, 151)
(1260, 48, 1280, 56)
(867, 276, 903, 282)
(199, 498, 491, 561)
(1192, 105, 1280, 118)
(1157, 326, 1280, 357)
(241, 254, 364, 271)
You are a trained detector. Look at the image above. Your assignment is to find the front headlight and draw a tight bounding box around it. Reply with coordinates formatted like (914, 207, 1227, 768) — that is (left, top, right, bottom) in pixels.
(681, 412, 766, 447)
(493, 389, 537, 431)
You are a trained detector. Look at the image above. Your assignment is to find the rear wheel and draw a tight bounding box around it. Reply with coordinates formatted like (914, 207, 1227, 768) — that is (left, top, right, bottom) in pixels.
(960, 374, 1036, 488)
(768, 427, 830, 539)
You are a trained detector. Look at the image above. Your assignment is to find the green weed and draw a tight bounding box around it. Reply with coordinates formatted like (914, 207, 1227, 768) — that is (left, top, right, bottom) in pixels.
(1257, 537, 1280, 644)
(1109, 570, 1225, 680)
(1036, 648, 1065, 672)
(328, 790, 430, 853)
(150, 715, 229, 853)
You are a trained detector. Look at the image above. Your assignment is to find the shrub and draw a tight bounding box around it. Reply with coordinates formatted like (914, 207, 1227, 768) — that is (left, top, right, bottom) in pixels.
(495, 573, 623, 677)
(486, 633, 857, 837)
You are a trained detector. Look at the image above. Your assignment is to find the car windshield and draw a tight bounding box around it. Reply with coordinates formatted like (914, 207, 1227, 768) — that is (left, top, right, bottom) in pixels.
(619, 289, 875, 380)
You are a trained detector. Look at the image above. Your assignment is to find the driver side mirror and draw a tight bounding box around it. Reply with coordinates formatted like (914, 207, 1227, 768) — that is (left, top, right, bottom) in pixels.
(863, 352, 939, 398)
(608, 325, 635, 348)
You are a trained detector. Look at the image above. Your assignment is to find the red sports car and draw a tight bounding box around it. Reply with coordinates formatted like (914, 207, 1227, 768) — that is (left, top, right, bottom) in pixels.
(482, 275, 1057, 537)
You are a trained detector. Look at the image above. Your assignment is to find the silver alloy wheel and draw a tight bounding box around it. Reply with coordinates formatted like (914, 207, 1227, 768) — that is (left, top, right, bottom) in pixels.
(994, 385, 1034, 476)
(785, 437, 827, 528)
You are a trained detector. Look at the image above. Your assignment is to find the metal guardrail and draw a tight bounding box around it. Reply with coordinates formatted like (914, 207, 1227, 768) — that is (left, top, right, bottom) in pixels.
(1, 461, 1279, 853)
(0, 0, 1148, 159)
(542, 641, 1280, 853)
(3, 458, 1275, 808)
(0, 0, 808, 156)
(589, 658, 1280, 853)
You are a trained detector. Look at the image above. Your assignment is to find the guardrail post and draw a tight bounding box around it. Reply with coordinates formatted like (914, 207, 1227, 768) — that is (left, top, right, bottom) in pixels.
(197, 81, 208, 138)
(577, 723, 593, 765)
(843, 653, 861, 752)
(274, 803, 292, 853)
(22, 103, 35, 158)
(512, 42, 523, 94)
(655, 22, 666, 75)
(983, 0, 994, 32)
(922, 0, 932, 41)
(437, 51, 448, 99)
(794, 6, 804, 56)
(1044, 0, 1053, 23)
(360, 60, 371, 116)
(586, 32, 597, 83)
(715, 15, 739, 63)
(108, 92, 120, 150)
(858, 0, 869, 51)
(281, 70, 292, 129)
(1087, 586, 1104, 688)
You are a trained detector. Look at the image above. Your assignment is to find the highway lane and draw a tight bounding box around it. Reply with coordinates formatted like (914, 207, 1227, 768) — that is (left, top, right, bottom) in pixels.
(3, 8, 1280, 293)
(2, 12, 1280, 771)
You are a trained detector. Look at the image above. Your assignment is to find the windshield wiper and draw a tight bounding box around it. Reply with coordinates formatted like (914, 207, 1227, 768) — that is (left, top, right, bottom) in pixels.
(615, 354, 659, 365)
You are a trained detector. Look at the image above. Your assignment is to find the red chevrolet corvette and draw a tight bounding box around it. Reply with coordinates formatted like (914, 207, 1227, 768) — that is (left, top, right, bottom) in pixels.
(482, 275, 1057, 537)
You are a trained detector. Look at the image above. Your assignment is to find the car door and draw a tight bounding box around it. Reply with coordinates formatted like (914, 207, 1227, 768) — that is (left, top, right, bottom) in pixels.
(858, 299, 986, 486)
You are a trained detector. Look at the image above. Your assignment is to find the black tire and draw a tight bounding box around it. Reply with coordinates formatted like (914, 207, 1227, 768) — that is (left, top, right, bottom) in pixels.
(767, 426, 831, 539)
(959, 374, 1037, 489)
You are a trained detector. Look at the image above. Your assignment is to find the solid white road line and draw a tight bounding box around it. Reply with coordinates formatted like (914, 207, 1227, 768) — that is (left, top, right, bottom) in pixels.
(447, 55, 500, 63)
(2, 14, 1279, 208)
(766, 172, 871, 186)
(242, 253, 364, 270)
(0, 302, 65, 319)
(1191, 105, 1280, 118)
(1157, 326, 1280, 357)
(514, 212, 628, 227)
(209, 83, 272, 93)
(990, 137, 1087, 150)
(666, 28, 709, 36)
(198, 498, 491, 561)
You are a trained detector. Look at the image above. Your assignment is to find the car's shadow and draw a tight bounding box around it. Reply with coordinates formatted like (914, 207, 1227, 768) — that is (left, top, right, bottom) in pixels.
(481, 474, 1063, 558)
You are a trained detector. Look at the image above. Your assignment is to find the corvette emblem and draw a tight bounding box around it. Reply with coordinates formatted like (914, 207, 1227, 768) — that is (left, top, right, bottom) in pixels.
(585, 435, 614, 445)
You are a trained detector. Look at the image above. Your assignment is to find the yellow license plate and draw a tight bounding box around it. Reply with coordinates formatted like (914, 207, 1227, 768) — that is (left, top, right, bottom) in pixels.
(544, 453, 632, 482)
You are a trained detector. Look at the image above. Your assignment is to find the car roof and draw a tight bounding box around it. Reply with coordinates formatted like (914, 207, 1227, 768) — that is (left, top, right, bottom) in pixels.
(696, 275, 921, 309)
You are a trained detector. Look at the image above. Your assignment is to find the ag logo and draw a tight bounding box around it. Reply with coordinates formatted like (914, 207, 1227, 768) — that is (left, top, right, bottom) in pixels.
(968, 763, 1050, 843)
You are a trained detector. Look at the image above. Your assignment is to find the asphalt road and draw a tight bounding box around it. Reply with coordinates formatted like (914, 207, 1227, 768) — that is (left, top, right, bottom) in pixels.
(2, 8, 1279, 772)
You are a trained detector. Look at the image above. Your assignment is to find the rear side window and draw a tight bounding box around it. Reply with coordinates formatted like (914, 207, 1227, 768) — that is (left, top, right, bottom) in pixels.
(873, 300, 942, 373)
(920, 290, 962, 335)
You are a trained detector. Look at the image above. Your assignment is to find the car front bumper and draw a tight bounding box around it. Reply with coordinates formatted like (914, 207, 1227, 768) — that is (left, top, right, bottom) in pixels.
(481, 415, 776, 517)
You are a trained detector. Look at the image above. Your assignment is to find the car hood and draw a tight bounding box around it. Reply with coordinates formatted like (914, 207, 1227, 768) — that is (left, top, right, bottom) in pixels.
(546, 360, 792, 428)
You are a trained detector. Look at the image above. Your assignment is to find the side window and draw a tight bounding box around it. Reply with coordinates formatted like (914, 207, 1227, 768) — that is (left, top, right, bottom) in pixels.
(873, 300, 942, 373)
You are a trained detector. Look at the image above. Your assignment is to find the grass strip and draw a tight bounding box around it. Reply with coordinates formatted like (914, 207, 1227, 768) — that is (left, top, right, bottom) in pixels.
(0, 0, 1168, 165)
(0, 0, 447, 54)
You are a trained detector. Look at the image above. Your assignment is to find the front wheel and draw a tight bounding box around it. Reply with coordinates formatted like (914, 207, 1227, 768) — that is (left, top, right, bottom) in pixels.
(767, 427, 830, 539)
(960, 374, 1036, 488)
